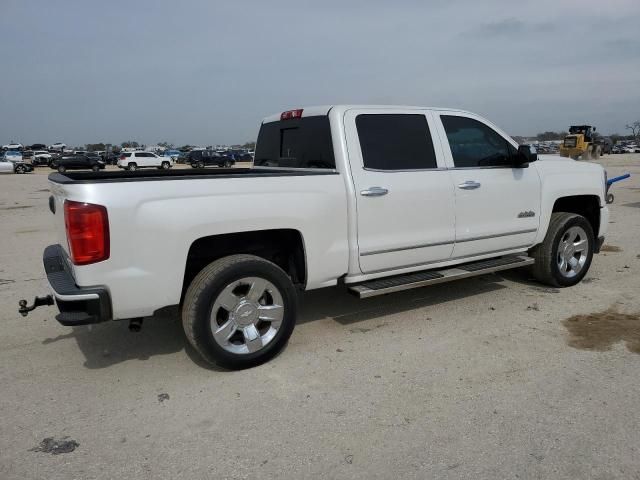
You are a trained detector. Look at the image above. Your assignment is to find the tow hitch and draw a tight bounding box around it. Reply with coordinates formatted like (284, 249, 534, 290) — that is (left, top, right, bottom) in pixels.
(18, 295, 54, 317)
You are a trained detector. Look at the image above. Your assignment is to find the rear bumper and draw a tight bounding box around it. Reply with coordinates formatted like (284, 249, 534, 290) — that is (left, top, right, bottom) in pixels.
(44, 244, 112, 326)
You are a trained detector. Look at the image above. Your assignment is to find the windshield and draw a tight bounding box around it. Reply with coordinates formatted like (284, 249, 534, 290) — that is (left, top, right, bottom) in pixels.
(254, 116, 335, 169)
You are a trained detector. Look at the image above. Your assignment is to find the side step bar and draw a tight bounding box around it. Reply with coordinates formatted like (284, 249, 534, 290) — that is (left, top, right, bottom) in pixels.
(349, 255, 534, 299)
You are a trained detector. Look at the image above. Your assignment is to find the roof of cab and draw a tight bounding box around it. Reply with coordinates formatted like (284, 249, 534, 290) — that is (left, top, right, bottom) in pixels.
(261, 105, 472, 124)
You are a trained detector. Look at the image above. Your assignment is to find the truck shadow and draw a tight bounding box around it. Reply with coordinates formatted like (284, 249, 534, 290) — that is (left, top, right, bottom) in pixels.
(52, 271, 525, 370)
(298, 273, 510, 326)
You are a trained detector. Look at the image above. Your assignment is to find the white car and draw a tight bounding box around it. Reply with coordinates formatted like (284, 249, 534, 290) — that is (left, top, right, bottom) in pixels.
(48, 143, 66, 152)
(117, 151, 173, 170)
(0, 156, 32, 174)
(3, 151, 23, 162)
(2, 143, 23, 151)
(30, 105, 608, 369)
(33, 150, 53, 166)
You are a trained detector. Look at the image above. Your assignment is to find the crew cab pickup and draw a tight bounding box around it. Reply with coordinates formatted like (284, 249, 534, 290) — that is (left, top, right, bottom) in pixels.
(27, 105, 609, 368)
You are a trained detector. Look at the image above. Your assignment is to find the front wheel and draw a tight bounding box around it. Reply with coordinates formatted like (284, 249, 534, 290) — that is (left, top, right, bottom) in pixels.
(530, 212, 594, 287)
(128, 163, 137, 171)
(160, 161, 170, 169)
(182, 255, 297, 369)
(91, 164, 100, 172)
(15, 165, 26, 174)
(57, 165, 66, 173)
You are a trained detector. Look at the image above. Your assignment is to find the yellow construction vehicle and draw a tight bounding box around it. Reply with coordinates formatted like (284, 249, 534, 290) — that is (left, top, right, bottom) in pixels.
(559, 125, 601, 160)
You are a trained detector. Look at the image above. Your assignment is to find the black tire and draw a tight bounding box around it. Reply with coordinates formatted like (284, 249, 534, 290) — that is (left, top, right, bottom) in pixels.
(182, 254, 297, 369)
(161, 161, 170, 170)
(198, 161, 205, 168)
(128, 163, 137, 171)
(530, 212, 594, 287)
(224, 160, 232, 168)
(91, 164, 100, 172)
(15, 165, 26, 174)
(606, 193, 614, 204)
(57, 165, 66, 173)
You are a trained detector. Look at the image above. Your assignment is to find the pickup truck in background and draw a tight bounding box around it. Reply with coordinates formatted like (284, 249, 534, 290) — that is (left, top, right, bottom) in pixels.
(25, 105, 609, 369)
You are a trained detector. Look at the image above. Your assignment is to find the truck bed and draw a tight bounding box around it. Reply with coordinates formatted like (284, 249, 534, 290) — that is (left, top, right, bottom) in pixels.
(48, 167, 337, 184)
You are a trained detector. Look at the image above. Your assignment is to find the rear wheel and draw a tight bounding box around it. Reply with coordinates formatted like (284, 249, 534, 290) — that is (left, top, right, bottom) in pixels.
(581, 148, 592, 160)
(15, 165, 26, 174)
(57, 165, 66, 173)
(182, 255, 297, 369)
(128, 163, 137, 171)
(531, 212, 594, 287)
(224, 160, 232, 168)
(91, 164, 100, 172)
(592, 145, 601, 160)
(198, 161, 205, 168)
(160, 161, 170, 169)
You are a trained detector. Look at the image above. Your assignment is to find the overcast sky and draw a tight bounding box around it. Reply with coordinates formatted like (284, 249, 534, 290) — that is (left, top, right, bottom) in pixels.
(1, 0, 639, 146)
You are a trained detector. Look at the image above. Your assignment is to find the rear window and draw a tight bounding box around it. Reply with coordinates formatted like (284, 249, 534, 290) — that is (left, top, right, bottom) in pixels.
(254, 116, 335, 169)
(121, 153, 132, 158)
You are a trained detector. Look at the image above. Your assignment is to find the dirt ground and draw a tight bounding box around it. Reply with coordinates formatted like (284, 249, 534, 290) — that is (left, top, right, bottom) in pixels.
(1, 156, 639, 479)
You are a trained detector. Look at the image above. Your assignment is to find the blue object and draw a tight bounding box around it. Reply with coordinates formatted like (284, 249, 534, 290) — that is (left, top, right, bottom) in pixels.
(606, 173, 630, 186)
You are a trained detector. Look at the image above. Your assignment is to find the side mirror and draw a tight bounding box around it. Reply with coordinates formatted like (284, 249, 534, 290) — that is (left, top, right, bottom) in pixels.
(516, 144, 537, 166)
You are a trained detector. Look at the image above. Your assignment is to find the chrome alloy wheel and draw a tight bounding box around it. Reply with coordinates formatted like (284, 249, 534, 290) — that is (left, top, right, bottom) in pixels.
(557, 226, 589, 278)
(210, 277, 284, 354)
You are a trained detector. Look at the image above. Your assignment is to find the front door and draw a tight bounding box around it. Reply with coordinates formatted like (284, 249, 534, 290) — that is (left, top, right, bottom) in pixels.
(344, 108, 456, 274)
(433, 112, 541, 258)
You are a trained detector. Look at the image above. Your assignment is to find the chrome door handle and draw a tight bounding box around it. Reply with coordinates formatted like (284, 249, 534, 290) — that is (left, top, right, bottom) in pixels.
(360, 186, 389, 197)
(458, 180, 481, 190)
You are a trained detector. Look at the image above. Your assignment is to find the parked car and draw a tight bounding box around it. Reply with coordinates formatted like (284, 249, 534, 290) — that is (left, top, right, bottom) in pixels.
(29, 143, 47, 150)
(2, 143, 23, 151)
(52, 154, 106, 173)
(117, 151, 173, 170)
(48, 143, 66, 152)
(104, 152, 119, 165)
(0, 156, 33, 174)
(176, 151, 191, 164)
(3, 150, 23, 162)
(32, 151, 53, 166)
(164, 150, 181, 161)
(28, 105, 610, 369)
(189, 150, 235, 168)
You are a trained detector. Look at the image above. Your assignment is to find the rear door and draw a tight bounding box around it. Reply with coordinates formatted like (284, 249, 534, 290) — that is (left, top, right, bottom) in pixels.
(344, 108, 455, 274)
(433, 111, 541, 258)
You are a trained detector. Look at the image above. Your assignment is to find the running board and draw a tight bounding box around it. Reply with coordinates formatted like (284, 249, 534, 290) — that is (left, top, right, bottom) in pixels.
(348, 255, 534, 299)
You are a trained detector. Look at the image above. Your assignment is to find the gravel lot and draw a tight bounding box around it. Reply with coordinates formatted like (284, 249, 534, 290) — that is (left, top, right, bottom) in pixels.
(1, 156, 639, 479)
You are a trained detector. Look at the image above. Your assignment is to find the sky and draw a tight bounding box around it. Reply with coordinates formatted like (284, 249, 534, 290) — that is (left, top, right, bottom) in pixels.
(1, 0, 639, 146)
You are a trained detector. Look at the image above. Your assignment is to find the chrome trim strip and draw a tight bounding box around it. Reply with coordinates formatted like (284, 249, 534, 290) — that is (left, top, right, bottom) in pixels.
(52, 291, 100, 302)
(456, 228, 537, 243)
(360, 230, 536, 257)
(362, 245, 531, 274)
(363, 167, 448, 173)
(361, 240, 454, 256)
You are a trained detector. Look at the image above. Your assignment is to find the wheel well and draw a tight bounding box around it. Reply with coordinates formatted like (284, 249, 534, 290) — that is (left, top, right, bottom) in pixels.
(552, 195, 600, 236)
(181, 229, 306, 300)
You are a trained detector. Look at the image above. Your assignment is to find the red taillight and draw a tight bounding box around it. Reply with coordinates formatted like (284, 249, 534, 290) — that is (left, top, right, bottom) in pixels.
(64, 200, 110, 265)
(280, 109, 303, 121)
(119, 154, 126, 160)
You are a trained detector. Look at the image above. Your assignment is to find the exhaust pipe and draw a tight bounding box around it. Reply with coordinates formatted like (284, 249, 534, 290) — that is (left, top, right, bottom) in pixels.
(129, 318, 143, 332)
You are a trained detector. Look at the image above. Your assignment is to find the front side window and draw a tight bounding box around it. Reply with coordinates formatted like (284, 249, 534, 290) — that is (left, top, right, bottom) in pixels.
(441, 115, 516, 168)
(356, 114, 437, 170)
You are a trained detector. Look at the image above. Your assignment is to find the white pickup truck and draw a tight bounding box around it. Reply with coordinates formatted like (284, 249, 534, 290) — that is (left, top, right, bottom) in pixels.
(22, 105, 609, 368)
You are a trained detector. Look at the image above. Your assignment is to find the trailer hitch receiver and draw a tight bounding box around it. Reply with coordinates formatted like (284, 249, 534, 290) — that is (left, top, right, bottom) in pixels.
(18, 295, 54, 317)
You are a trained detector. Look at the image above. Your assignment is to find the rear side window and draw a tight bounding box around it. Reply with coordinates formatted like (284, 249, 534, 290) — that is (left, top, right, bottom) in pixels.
(254, 116, 335, 169)
(121, 153, 131, 158)
(441, 115, 516, 168)
(356, 114, 437, 170)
